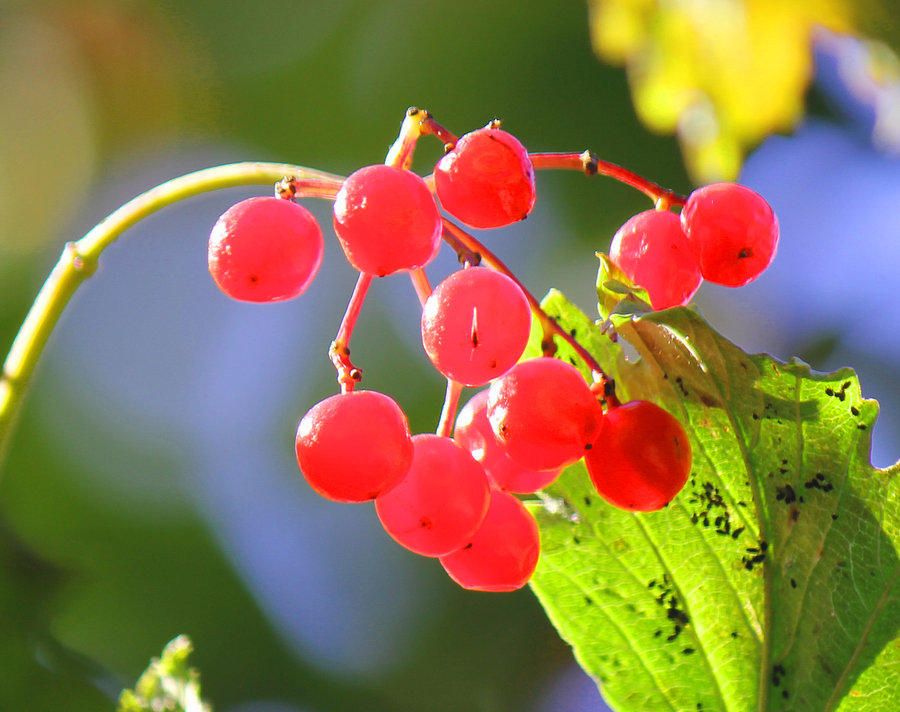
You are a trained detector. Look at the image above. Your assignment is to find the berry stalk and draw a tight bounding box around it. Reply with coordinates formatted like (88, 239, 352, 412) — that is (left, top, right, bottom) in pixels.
(529, 151, 687, 207)
(329, 272, 373, 392)
(0, 162, 344, 462)
(440, 218, 617, 402)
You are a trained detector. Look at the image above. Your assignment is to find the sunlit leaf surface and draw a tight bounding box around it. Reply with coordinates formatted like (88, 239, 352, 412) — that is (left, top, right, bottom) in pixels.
(529, 286, 900, 711)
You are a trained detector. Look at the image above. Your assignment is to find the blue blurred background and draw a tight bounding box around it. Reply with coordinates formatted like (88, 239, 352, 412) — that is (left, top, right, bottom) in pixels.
(0, 2, 897, 711)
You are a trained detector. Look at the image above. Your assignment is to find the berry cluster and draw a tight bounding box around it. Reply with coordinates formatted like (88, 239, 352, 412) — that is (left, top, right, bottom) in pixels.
(206, 108, 775, 592)
(609, 183, 779, 310)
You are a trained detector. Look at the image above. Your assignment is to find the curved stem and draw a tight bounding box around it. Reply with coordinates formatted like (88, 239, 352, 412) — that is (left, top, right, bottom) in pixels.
(0, 161, 345, 462)
(441, 218, 617, 401)
(330, 272, 373, 393)
(529, 151, 687, 207)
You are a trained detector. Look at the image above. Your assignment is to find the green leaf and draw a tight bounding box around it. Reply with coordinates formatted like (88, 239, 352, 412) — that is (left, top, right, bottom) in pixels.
(528, 291, 900, 711)
(118, 635, 211, 712)
(596, 253, 653, 321)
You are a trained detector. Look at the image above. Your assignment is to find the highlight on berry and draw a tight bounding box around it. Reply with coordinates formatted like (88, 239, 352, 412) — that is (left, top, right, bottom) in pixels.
(203, 107, 781, 592)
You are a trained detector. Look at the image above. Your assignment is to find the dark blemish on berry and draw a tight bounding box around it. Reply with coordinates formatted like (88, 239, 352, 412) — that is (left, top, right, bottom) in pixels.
(499, 424, 509, 435)
(851, 406, 860, 416)
(419, 518, 434, 529)
(738, 248, 752, 259)
(790, 578, 797, 589)
(249, 274, 259, 283)
(683, 647, 696, 655)
(584, 443, 592, 451)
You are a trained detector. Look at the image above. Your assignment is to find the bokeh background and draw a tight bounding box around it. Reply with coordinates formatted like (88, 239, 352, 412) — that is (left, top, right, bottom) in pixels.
(0, 1, 898, 711)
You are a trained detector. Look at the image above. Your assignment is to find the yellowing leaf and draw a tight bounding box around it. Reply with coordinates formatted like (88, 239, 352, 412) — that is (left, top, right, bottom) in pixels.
(587, 0, 855, 181)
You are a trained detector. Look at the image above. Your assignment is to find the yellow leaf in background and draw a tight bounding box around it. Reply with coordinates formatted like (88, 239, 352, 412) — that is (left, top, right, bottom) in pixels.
(587, 0, 855, 182)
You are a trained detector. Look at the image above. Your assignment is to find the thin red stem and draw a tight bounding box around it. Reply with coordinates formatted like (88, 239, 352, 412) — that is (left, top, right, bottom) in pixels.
(275, 177, 343, 200)
(437, 379, 464, 437)
(408, 268, 432, 306)
(441, 218, 617, 402)
(330, 272, 373, 393)
(529, 151, 687, 207)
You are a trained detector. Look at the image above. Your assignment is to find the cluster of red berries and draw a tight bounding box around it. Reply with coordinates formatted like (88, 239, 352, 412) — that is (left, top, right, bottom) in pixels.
(609, 183, 780, 310)
(206, 109, 770, 592)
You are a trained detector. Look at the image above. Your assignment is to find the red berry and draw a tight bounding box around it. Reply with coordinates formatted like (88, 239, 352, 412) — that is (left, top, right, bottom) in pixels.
(434, 127, 536, 229)
(680, 182, 779, 287)
(333, 164, 442, 276)
(610, 209, 702, 309)
(440, 489, 540, 592)
(208, 197, 324, 302)
(585, 400, 691, 512)
(375, 434, 490, 557)
(421, 267, 532, 386)
(454, 390, 560, 493)
(487, 357, 603, 472)
(295, 390, 413, 503)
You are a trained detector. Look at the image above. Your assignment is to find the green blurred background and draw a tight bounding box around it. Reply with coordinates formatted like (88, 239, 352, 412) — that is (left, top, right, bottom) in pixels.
(0, 1, 898, 711)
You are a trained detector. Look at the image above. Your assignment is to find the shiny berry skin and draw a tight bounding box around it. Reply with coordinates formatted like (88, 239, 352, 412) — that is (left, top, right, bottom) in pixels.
(333, 164, 442, 276)
(487, 357, 603, 472)
(454, 390, 560, 493)
(421, 267, 532, 386)
(375, 434, 490, 557)
(585, 400, 692, 512)
(680, 182, 779, 287)
(295, 390, 413, 503)
(440, 489, 540, 592)
(610, 209, 702, 310)
(434, 127, 536, 229)
(208, 197, 324, 302)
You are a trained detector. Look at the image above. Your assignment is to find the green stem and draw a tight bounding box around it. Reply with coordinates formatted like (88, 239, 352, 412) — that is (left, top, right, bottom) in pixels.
(0, 161, 345, 463)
